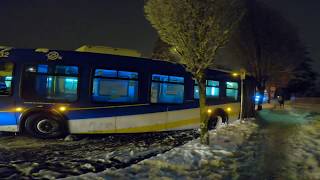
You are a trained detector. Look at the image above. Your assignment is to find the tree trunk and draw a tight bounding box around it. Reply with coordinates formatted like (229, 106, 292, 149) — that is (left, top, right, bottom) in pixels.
(197, 75, 209, 145)
(243, 78, 256, 118)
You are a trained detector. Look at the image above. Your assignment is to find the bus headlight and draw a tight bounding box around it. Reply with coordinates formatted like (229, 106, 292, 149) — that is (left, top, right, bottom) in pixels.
(227, 107, 232, 112)
(207, 109, 212, 114)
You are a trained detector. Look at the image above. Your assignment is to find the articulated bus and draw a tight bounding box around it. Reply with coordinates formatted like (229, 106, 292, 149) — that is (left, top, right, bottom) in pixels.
(0, 47, 243, 138)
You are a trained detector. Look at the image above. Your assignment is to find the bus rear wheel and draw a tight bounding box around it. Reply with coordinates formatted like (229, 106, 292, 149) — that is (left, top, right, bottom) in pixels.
(208, 116, 221, 130)
(25, 113, 66, 139)
(208, 111, 228, 130)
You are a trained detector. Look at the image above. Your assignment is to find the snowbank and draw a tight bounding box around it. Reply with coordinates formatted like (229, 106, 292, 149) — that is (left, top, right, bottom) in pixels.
(63, 120, 258, 180)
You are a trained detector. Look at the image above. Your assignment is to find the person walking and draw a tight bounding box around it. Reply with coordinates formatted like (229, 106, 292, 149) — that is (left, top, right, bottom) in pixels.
(277, 95, 285, 108)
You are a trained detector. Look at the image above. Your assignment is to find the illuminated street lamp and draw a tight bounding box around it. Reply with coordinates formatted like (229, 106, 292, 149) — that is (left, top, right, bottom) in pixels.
(232, 70, 245, 121)
(240, 69, 246, 121)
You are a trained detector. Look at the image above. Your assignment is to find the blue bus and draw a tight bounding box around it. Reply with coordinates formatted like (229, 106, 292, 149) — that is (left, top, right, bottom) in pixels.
(0, 47, 242, 138)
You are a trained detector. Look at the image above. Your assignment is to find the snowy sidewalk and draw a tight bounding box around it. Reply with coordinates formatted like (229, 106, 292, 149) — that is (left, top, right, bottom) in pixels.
(63, 120, 258, 180)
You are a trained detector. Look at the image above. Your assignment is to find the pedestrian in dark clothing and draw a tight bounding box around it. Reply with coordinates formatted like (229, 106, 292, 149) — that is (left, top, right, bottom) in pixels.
(277, 95, 284, 108)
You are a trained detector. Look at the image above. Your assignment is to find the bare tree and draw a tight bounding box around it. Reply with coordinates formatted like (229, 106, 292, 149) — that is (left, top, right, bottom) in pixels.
(145, 0, 244, 144)
(151, 38, 174, 61)
(229, 0, 305, 110)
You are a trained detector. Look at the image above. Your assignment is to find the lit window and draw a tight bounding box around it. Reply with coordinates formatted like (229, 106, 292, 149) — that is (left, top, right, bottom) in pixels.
(226, 82, 238, 89)
(22, 65, 79, 102)
(92, 69, 139, 103)
(194, 80, 220, 99)
(226, 82, 238, 101)
(55, 65, 78, 75)
(0, 62, 14, 96)
(151, 74, 184, 103)
(37, 65, 48, 73)
(152, 74, 169, 82)
(95, 69, 117, 78)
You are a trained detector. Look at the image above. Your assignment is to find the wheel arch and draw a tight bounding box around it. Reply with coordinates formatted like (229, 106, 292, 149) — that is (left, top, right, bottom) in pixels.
(209, 108, 229, 124)
(18, 108, 68, 133)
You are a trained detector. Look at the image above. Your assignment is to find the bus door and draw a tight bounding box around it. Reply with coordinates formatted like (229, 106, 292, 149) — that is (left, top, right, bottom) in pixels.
(0, 62, 17, 130)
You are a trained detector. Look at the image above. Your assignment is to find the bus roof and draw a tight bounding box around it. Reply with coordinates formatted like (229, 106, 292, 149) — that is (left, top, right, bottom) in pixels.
(75, 45, 142, 57)
(0, 47, 241, 78)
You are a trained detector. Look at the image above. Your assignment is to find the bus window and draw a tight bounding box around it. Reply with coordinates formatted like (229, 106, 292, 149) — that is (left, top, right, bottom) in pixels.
(55, 65, 78, 75)
(92, 69, 138, 103)
(226, 81, 239, 100)
(22, 65, 79, 102)
(151, 74, 184, 104)
(0, 62, 14, 96)
(194, 80, 220, 99)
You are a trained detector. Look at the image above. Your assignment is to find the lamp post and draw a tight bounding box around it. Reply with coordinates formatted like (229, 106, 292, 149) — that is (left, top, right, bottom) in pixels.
(240, 69, 246, 121)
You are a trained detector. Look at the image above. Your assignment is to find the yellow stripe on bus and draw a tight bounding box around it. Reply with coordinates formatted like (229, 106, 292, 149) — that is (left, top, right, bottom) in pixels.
(75, 118, 200, 134)
(166, 118, 199, 130)
(69, 103, 150, 111)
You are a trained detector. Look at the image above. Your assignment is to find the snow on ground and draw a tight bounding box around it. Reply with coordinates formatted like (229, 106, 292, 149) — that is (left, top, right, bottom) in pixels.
(0, 130, 199, 179)
(63, 105, 320, 180)
(63, 120, 259, 180)
(1, 103, 318, 179)
(252, 106, 320, 180)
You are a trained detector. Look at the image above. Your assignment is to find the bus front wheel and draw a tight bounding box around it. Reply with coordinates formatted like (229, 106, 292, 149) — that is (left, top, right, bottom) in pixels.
(25, 113, 66, 139)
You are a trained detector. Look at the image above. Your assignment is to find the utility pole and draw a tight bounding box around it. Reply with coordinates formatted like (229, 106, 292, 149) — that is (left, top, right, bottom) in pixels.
(240, 69, 246, 121)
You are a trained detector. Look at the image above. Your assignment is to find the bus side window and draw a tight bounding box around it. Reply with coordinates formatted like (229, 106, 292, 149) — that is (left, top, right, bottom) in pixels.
(194, 80, 220, 99)
(226, 81, 239, 101)
(151, 74, 184, 104)
(0, 62, 14, 96)
(92, 69, 139, 103)
(22, 64, 79, 102)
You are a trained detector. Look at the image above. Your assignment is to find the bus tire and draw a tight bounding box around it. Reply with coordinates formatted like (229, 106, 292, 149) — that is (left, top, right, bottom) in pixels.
(208, 109, 228, 130)
(208, 116, 221, 130)
(24, 113, 66, 139)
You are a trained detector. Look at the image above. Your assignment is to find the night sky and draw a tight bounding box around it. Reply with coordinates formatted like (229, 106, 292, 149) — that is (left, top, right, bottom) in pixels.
(0, 0, 157, 55)
(263, 0, 320, 75)
(0, 0, 319, 72)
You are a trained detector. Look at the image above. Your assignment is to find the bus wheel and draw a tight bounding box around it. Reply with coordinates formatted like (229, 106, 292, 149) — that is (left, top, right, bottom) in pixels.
(208, 116, 223, 130)
(25, 113, 66, 139)
(208, 110, 228, 130)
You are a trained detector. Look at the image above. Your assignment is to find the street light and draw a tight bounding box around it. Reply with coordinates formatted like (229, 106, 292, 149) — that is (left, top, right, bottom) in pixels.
(239, 69, 246, 121)
(231, 70, 245, 121)
(232, 72, 239, 77)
